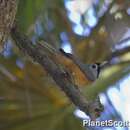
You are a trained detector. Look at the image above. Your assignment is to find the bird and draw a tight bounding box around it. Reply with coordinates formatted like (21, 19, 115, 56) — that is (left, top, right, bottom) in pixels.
(38, 41, 102, 87)
(60, 48, 102, 86)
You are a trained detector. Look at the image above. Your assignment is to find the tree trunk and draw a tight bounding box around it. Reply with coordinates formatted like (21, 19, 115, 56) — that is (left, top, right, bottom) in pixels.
(0, 0, 18, 52)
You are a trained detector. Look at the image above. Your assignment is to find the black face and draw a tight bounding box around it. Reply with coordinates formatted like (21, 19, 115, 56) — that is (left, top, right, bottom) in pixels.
(95, 63, 101, 78)
(91, 63, 101, 78)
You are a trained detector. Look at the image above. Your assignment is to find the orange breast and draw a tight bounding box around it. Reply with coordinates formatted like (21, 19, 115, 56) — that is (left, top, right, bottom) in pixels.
(55, 53, 92, 87)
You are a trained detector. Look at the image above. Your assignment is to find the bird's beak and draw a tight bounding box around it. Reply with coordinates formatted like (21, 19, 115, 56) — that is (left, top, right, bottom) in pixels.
(99, 61, 108, 70)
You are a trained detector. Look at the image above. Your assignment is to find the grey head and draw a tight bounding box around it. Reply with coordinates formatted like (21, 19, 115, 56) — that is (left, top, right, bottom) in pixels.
(83, 63, 101, 81)
(58, 48, 101, 81)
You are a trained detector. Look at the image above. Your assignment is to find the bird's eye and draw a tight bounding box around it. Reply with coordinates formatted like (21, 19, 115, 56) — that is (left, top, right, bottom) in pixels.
(91, 64, 98, 69)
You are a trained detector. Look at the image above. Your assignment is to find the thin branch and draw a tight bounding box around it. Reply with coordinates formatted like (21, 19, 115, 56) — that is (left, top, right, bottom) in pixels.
(117, 37, 130, 45)
(11, 26, 104, 120)
(100, 37, 130, 69)
(109, 37, 130, 60)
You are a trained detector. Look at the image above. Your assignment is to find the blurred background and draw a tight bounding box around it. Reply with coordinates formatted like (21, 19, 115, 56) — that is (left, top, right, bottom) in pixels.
(0, 0, 130, 130)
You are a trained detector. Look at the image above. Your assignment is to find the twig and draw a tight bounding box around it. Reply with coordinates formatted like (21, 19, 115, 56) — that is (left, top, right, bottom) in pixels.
(116, 37, 130, 46)
(100, 37, 130, 69)
(11, 26, 104, 120)
(109, 37, 130, 59)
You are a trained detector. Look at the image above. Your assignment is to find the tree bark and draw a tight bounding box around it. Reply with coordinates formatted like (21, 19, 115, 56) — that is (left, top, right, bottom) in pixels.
(11, 26, 104, 120)
(0, 0, 18, 52)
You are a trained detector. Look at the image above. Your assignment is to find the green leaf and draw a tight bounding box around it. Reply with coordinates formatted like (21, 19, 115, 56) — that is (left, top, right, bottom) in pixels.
(84, 61, 130, 100)
(16, 0, 45, 32)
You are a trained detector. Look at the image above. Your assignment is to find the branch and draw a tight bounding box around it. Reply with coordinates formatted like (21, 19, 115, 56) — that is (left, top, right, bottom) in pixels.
(11, 26, 104, 120)
(85, 61, 130, 100)
(100, 37, 130, 69)
(109, 37, 130, 60)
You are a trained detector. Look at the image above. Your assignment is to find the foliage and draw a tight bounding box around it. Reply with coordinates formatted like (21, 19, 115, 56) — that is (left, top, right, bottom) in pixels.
(0, 0, 130, 130)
